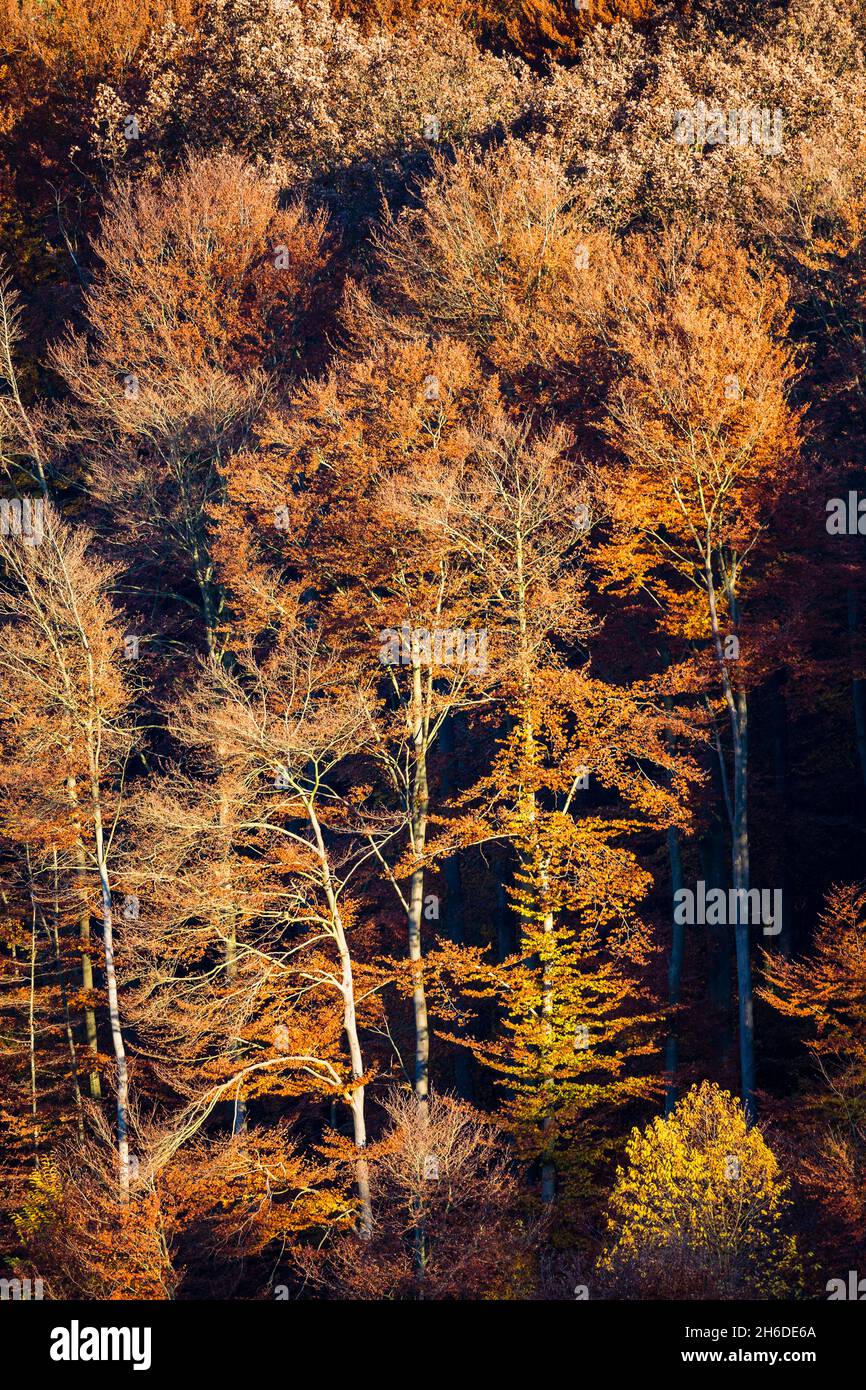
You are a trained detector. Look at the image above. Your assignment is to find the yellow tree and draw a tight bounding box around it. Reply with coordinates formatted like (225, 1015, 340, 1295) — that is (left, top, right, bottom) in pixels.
(599, 1080, 801, 1298)
(423, 409, 694, 1204)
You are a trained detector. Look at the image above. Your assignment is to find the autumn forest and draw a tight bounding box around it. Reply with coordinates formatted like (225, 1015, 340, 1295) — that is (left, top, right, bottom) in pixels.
(1, 0, 865, 1310)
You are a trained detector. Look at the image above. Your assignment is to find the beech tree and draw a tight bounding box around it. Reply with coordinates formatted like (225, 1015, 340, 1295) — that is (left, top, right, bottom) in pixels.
(761, 883, 866, 1252)
(128, 631, 385, 1237)
(217, 335, 496, 1111)
(0, 505, 135, 1193)
(420, 408, 695, 1203)
(3, 0, 866, 1307)
(598, 226, 803, 1115)
(52, 152, 335, 660)
(358, 139, 611, 424)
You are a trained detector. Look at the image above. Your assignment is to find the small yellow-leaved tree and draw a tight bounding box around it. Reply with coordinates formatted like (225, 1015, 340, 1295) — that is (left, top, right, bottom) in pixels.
(598, 1081, 801, 1299)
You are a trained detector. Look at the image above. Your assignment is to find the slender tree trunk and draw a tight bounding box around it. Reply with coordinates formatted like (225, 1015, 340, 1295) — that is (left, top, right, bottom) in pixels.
(664, 823, 685, 1115)
(408, 650, 430, 1108)
(520, 708, 557, 1202)
(47, 852, 85, 1141)
(730, 686, 755, 1118)
(438, 717, 464, 943)
(439, 715, 474, 1100)
(660, 678, 685, 1115)
(516, 714, 557, 1203)
(307, 797, 373, 1237)
(707, 565, 755, 1118)
(539, 895, 556, 1205)
(768, 673, 792, 957)
(76, 849, 102, 1100)
(514, 534, 557, 1200)
(218, 790, 246, 1135)
(200, 539, 242, 1134)
(338, 935, 373, 1239)
(198, 539, 243, 1135)
(193, 536, 222, 666)
(701, 818, 733, 1067)
(495, 874, 514, 962)
(27, 878, 39, 1163)
(64, 760, 100, 1098)
(90, 777, 130, 1196)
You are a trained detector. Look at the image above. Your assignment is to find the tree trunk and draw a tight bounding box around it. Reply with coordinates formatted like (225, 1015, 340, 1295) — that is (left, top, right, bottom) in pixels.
(495, 874, 514, 963)
(408, 650, 430, 1107)
(660, 677, 685, 1116)
(768, 673, 793, 957)
(515, 534, 557, 1200)
(307, 796, 373, 1238)
(664, 822, 685, 1115)
(90, 779, 130, 1196)
(730, 686, 756, 1119)
(219, 790, 246, 1135)
(64, 761, 101, 1099)
(439, 715, 474, 1100)
(707, 565, 755, 1118)
(48, 851, 85, 1141)
(701, 818, 733, 1069)
(539, 898, 557, 1205)
(338, 935, 373, 1239)
(27, 881, 39, 1162)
